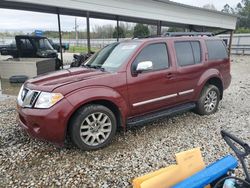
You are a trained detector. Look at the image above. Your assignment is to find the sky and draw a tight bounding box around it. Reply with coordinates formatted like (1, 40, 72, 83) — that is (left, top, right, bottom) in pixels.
(0, 0, 239, 32)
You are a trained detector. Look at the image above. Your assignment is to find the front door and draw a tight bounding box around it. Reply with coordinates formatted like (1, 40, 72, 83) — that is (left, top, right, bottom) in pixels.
(127, 42, 178, 116)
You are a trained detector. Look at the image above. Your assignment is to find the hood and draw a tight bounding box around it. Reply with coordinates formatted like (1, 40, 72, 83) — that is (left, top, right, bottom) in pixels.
(26, 68, 109, 92)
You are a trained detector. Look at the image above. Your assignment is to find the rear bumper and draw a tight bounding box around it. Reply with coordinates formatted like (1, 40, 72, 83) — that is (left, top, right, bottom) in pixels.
(17, 98, 74, 146)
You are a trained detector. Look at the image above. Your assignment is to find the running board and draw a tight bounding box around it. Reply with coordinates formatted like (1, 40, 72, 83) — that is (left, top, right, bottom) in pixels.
(127, 103, 196, 127)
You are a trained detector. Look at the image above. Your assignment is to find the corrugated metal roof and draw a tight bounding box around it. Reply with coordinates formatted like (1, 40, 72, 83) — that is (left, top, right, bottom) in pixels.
(0, 0, 237, 30)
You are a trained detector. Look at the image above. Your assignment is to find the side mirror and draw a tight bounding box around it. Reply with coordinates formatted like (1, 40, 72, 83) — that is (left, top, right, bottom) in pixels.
(136, 61, 153, 73)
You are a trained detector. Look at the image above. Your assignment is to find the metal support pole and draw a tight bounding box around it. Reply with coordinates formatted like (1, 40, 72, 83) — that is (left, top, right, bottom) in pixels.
(188, 25, 193, 32)
(86, 11, 91, 55)
(228, 30, 234, 58)
(157, 21, 162, 36)
(116, 16, 119, 42)
(57, 9, 63, 68)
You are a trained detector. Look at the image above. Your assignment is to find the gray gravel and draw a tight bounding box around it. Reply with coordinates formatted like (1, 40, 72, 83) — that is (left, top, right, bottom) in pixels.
(0, 56, 249, 187)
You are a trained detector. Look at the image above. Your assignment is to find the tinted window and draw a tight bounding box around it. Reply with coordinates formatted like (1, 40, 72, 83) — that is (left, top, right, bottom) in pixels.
(175, 42, 194, 66)
(20, 39, 33, 50)
(133, 43, 169, 71)
(191, 41, 201, 64)
(175, 41, 201, 66)
(206, 40, 228, 60)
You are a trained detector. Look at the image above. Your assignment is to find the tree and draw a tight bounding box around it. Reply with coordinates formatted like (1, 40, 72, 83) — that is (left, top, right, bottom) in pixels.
(222, 4, 235, 14)
(112, 26, 125, 38)
(203, 3, 217, 10)
(133, 24, 149, 37)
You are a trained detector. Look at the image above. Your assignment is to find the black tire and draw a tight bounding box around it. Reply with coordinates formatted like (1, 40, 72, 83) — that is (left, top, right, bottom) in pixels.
(195, 84, 220, 115)
(69, 104, 117, 150)
(9, 75, 28, 83)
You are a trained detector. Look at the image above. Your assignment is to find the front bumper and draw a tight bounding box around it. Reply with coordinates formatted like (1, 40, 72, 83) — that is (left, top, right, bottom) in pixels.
(17, 98, 74, 146)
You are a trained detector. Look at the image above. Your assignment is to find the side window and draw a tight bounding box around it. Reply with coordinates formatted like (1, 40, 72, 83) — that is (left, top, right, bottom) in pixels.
(133, 43, 169, 72)
(175, 42, 194, 66)
(206, 40, 228, 60)
(191, 41, 201, 64)
(20, 39, 33, 50)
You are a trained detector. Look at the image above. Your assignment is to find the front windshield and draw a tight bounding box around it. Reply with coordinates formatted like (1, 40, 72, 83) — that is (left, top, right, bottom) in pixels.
(33, 38, 54, 50)
(85, 42, 140, 72)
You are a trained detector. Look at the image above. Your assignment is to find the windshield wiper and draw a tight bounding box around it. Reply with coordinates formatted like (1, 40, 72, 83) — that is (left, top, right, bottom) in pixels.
(89, 65, 105, 72)
(82, 64, 91, 68)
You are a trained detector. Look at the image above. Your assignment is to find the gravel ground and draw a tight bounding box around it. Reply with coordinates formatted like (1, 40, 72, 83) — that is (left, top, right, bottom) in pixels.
(0, 56, 249, 187)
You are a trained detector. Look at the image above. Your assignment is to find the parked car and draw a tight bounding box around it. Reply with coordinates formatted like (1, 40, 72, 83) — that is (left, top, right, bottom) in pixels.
(16, 33, 231, 150)
(0, 35, 62, 69)
(48, 39, 70, 53)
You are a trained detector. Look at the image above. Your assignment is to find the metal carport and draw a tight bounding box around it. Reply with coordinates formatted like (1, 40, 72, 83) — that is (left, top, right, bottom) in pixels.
(0, 0, 238, 63)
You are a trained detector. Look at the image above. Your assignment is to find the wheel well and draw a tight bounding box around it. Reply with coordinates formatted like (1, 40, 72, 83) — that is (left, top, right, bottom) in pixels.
(67, 100, 123, 136)
(89, 100, 123, 128)
(206, 77, 223, 99)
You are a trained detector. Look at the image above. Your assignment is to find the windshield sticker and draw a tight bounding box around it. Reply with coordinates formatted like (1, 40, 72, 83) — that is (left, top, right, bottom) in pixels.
(121, 45, 137, 50)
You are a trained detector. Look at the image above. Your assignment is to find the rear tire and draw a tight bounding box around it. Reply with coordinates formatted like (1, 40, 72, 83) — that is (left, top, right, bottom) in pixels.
(69, 104, 117, 150)
(195, 85, 220, 115)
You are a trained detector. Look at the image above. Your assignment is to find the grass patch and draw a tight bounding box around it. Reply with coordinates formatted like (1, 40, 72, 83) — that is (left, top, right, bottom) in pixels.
(69, 46, 100, 53)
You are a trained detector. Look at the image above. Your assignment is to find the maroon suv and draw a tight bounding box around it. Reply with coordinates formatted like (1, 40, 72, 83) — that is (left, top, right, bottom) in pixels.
(17, 35, 231, 150)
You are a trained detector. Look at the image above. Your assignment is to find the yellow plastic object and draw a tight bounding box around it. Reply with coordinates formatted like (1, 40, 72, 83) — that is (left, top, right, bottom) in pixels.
(132, 148, 206, 188)
(133, 165, 180, 188)
(140, 165, 183, 188)
(175, 148, 205, 178)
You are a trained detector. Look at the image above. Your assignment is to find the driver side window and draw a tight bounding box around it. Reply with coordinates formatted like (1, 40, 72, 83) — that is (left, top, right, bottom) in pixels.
(132, 43, 169, 73)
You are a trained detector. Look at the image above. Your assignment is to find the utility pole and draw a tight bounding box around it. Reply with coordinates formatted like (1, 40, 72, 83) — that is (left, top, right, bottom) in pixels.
(74, 17, 79, 46)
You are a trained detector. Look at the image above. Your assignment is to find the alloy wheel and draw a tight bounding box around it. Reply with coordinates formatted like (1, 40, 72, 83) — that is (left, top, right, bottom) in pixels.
(204, 90, 218, 113)
(80, 112, 112, 146)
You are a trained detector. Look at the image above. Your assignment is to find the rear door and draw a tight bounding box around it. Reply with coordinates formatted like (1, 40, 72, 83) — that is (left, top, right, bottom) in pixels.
(173, 39, 205, 103)
(126, 41, 178, 116)
(205, 40, 230, 88)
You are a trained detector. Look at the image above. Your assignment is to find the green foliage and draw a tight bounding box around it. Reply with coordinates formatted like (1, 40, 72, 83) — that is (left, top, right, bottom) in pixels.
(133, 24, 149, 37)
(235, 27, 250, 33)
(69, 46, 100, 53)
(222, 4, 235, 14)
(112, 26, 125, 38)
(222, 0, 250, 32)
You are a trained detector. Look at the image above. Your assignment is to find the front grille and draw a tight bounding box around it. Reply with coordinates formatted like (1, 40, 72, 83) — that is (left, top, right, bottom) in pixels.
(18, 87, 40, 108)
(29, 92, 39, 106)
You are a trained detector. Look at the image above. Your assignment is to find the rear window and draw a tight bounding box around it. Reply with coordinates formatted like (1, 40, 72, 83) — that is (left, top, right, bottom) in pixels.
(174, 41, 201, 67)
(206, 40, 228, 60)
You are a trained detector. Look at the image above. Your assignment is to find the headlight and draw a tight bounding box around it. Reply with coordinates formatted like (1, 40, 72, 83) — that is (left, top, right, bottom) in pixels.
(17, 85, 24, 100)
(34, 92, 63, 109)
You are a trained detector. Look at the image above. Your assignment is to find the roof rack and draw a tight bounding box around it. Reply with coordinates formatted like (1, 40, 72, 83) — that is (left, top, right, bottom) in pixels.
(163, 32, 214, 37)
(132, 35, 160, 39)
(132, 32, 215, 40)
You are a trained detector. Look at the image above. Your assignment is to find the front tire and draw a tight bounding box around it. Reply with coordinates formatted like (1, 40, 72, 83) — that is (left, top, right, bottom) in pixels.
(195, 85, 220, 115)
(69, 104, 117, 150)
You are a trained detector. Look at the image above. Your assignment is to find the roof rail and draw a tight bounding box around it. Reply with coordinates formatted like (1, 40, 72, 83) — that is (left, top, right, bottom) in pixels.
(163, 32, 214, 37)
(132, 35, 160, 39)
(132, 32, 215, 40)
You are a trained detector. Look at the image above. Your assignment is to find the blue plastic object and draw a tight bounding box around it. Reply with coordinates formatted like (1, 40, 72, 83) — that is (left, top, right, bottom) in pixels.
(172, 155, 238, 188)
